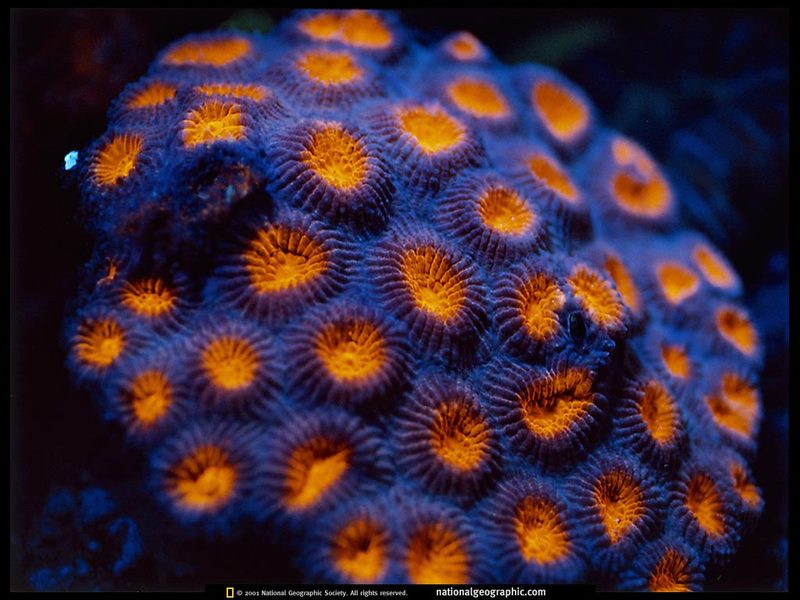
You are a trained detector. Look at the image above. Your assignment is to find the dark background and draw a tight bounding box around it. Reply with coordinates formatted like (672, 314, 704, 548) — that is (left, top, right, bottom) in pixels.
(10, 8, 789, 591)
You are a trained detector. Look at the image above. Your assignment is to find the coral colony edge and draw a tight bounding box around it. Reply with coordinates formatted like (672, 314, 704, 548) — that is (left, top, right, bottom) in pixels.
(63, 8, 763, 590)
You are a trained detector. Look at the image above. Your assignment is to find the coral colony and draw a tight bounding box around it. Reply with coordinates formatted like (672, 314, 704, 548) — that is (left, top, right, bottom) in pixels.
(66, 9, 763, 590)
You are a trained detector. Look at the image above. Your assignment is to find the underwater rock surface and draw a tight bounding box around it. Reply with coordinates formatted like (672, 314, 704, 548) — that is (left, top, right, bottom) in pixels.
(64, 9, 765, 589)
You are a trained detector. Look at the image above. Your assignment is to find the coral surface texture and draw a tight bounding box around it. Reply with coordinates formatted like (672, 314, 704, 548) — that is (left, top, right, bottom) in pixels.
(65, 9, 764, 590)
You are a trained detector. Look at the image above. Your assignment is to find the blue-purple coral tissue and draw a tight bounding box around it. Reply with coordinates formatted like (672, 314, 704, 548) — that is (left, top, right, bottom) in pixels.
(65, 9, 763, 590)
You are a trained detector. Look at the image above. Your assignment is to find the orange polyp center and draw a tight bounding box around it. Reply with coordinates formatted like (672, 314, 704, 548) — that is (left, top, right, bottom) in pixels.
(527, 154, 579, 203)
(730, 462, 761, 507)
(661, 343, 691, 379)
(567, 265, 624, 329)
(303, 125, 367, 190)
(656, 262, 700, 305)
(429, 400, 489, 471)
(128, 370, 172, 426)
(516, 272, 566, 341)
(477, 187, 536, 235)
(298, 11, 393, 49)
(168, 445, 237, 511)
(315, 319, 386, 383)
(297, 50, 363, 85)
(519, 368, 595, 440)
(610, 138, 670, 217)
(244, 225, 327, 294)
(707, 372, 759, 438)
(400, 246, 467, 322)
(93, 134, 142, 186)
(397, 105, 465, 154)
(163, 37, 250, 67)
(693, 244, 736, 289)
(648, 549, 693, 592)
(532, 80, 589, 141)
(339, 11, 393, 49)
(120, 278, 176, 318)
(195, 82, 268, 101)
(74, 318, 126, 368)
(298, 12, 341, 41)
(284, 437, 350, 510)
(639, 380, 678, 444)
(201, 336, 259, 391)
(593, 469, 645, 544)
(685, 473, 725, 537)
(331, 517, 388, 583)
(405, 523, 469, 584)
(721, 373, 759, 414)
(128, 82, 177, 108)
(715, 306, 758, 357)
(447, 32, 482, 60)
(447, 78, 510, 119)
(182, 100, 245, 147)
(603, 254, 640, 315)
(513, 496, 571, 565)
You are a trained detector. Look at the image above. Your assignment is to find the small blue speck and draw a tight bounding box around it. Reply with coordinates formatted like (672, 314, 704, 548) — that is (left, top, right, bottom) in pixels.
(64, 151, 79, 171)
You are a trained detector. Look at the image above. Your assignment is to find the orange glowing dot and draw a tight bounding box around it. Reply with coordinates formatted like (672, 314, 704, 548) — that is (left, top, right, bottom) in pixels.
(128, 369, 172, 426)
(715, 306, 758, 357)
(527, 154, 579, 203)
(120, 278, 176, 318)
(400, 246, 467, 322)
(446, 77, 510, 119)
(609, 138, 671, 218)
(168, 445, 237, 511)
(243, 225, 328, 294)
(339, 10, 393, 49)
(660, 344, 692, 380)
(567, 265, 625, 329)
(397, 105, 465, 154)
(532, 80, 589, 142)
(593, 469, 645, 544)
(519, 368, 595, 439)
(514, 496, 571, 564)
(127, 81, 177, 108)
(429, 401, 489, 471)
(331, 517, 388, 583)
(656, 262, 700, 305)
(201, 336, 259, 391)
(315, 319, 386, 383)
(447, 32, 482, 61)
(516, 272, 566, 342)
(721, 373, 759, 414)
(639, 380, 679, 444)
(163, 37, 251, 67)
(612, 171, 670, 217)
(92, 134, 142, 186)
(405, 523, 469, 584)
(195, 82, 268, 101)
(685, 473, 725, 537)
(648, 549, 693, 592)
(705, 393, 753, 438)
(284, 437, 350, 510)
(730, 462, 760, 508)
(297, 50, 363, 85)
(692, 244, 736, 289)
(706, 372, 759, 438)
(603, 254, 640, 315)
(303, 125, 367, 190)
(477, 187, 536, 236)
(182, 100, 245, 147)
(74, 318, 126, 368)
(298, 12, 341, 41)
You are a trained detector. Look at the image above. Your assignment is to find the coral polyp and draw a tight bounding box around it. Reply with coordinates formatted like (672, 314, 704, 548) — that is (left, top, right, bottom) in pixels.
(63, 8, 764, 589)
